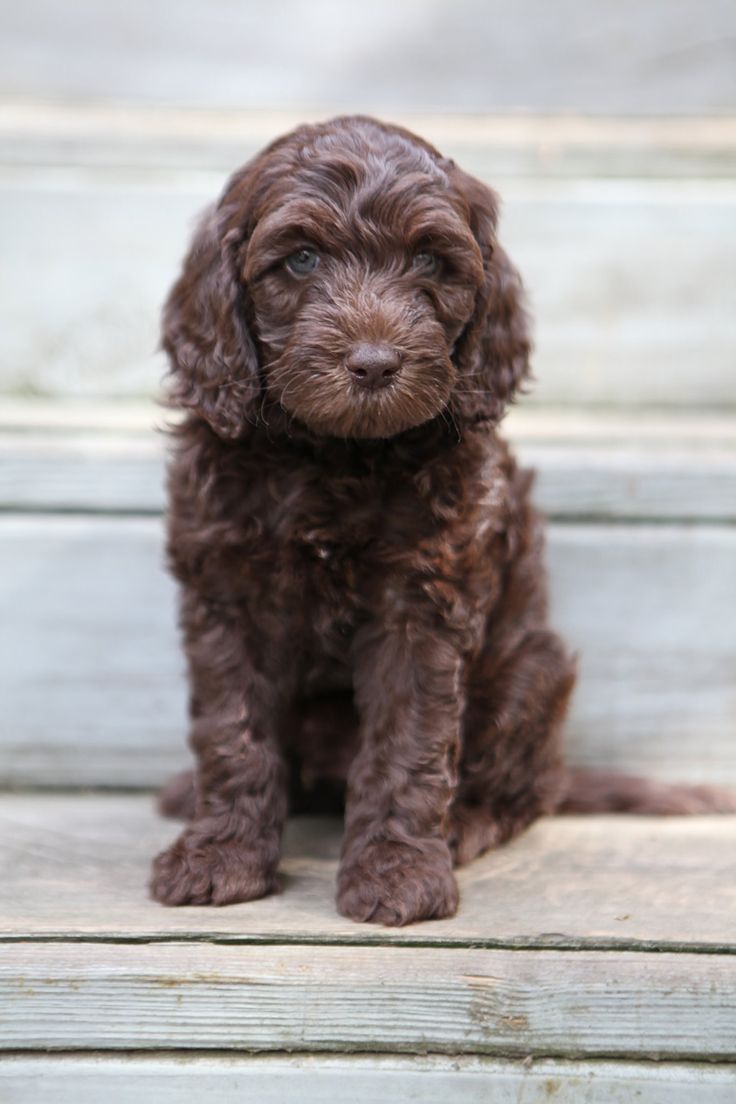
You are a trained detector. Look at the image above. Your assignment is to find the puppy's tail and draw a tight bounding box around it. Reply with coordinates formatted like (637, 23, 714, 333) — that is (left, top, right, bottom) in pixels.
(558, 766, 736, 815)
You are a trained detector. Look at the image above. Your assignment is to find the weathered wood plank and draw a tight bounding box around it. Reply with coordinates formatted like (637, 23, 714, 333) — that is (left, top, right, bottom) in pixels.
(1, 516, 734, 787)
(2, 1054, 735, 1103)
(0, 432, 164, 513)
(548, 525, 736, 780)
(528, 444, 736, 521)
(1, 796, 735, 949)
(3, 939, 735, 1057)
(3, 424, 735, 520)
(3, 396, 734, 442)
(0, 516, 187, 787)
(2, 1, 734, 114)
(5, 102, 736, 178)
(0, 398, 160, 432)
(1, 171, 734, 406)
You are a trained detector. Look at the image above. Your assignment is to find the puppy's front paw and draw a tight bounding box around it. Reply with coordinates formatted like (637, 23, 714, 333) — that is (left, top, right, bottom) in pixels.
(150, 829, 277, 907)
(337, 839, 459, 926)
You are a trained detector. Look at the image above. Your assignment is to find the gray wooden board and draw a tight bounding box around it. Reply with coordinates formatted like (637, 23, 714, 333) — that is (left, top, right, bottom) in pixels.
(1, 516, 735, 787)
(2, 938, 736, 1057)
(4, 397, 734, 441)
(0, 516, 188, 787)
(1, 170, 735, 407)
(1, 796, 735, 949)
(2, 1055, 735, 1103)
(2, 0, 734, 114)
(5, 103, 736, 179)
(2, 425, 736, 521)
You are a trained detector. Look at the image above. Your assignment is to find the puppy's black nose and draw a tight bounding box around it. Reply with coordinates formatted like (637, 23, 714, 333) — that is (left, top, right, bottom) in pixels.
(345, 343, 401, 390)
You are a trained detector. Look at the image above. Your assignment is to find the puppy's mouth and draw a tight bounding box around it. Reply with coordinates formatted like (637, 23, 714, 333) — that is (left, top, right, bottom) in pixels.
(342, 375, 451, 439)
(269, 356, 454, 440)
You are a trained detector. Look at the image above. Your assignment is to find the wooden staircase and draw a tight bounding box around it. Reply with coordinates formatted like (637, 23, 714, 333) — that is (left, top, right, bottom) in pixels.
(1, 2, 735, 1097)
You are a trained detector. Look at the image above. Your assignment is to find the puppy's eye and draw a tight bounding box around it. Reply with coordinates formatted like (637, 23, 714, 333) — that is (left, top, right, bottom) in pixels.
(285, 248, 320, 275)
(412, 251, 439, 275)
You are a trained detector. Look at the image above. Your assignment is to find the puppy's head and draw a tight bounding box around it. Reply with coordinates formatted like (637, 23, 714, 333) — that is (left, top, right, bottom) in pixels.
(163, 116, 531, 440)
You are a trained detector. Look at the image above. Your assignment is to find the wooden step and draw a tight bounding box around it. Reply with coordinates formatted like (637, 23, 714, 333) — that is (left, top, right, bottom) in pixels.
(3, 795, 736, 949)
(1, 795, 735, 1096)
(2, 403, 735, 521)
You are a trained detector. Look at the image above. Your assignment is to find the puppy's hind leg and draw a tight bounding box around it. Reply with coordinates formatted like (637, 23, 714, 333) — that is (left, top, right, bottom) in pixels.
(448, 628, 575, 866)
(157, 769, 197, 820)
(449, 631, 736, 869)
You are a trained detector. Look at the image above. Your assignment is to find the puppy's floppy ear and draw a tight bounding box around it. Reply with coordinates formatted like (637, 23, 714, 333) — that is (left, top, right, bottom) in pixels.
(162, 197, 260, 439)
(449, 167, 532, 425)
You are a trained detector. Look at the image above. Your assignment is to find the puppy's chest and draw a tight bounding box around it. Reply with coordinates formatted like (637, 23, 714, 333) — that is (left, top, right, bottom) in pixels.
(232, 458, 507, 614)
(223, 462, 390, 564)
(261, 471, 421, 589)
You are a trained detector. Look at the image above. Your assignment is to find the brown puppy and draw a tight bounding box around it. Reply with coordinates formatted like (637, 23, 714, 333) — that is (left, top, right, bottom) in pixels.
(150, 116, 734, 925)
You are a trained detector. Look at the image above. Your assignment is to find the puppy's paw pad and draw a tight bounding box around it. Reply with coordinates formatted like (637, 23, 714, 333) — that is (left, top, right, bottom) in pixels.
(150, 833, 276, 907)
(337, 839, 458, 926)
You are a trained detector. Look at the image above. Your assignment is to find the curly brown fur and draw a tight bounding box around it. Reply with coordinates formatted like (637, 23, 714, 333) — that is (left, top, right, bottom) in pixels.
(150, 116, 736, 925)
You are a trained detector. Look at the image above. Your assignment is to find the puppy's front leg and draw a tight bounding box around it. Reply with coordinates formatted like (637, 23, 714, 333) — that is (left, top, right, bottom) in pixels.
(337, 619, 462, 925)
(150, 591, 290, 907)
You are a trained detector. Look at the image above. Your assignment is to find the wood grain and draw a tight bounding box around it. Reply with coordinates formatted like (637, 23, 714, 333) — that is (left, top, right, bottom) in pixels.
(2, 1055, 735, 1103)
(3, 939, 735, 1057)
(1, 796, 735, 949)
(1, 516, 734, 787)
